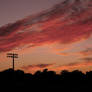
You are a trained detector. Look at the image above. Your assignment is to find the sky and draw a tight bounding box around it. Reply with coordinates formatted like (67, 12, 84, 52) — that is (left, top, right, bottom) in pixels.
(0, 0, 92, 74)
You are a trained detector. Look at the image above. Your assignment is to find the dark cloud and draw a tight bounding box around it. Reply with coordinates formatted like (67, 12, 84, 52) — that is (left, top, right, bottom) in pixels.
(22, 63, 54, 73)
(22, 64, 54, 69)
(81, 57, 92, 61)
(80, 48, 92, 56)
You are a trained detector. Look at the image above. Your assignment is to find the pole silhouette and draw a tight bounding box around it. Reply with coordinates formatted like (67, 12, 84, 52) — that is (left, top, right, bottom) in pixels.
(7, 53, 18, 70)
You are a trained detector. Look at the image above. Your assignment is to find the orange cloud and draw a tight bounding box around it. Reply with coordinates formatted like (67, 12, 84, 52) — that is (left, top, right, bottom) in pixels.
(57, 52, 69, 56)
(53, 61, 92, 72)
(22, 60, 92, 74)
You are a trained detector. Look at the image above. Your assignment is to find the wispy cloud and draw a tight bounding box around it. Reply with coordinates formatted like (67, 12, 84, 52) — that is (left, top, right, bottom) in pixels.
(81, 57, 92, 61)
(80, 48, 92, 56)
(22, 63, 54, 73)
(52, 61, 92, 73)
(0, 0, 92, 52)
(22, 60, 92, 74)
(23, 64, 54, 69)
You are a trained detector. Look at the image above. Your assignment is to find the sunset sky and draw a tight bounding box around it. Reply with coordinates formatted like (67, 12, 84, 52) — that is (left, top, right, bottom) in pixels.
(0, 0, 92, 74)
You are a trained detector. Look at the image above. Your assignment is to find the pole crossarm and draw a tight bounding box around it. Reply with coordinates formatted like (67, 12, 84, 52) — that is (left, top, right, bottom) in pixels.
(7, 53, 18, 70)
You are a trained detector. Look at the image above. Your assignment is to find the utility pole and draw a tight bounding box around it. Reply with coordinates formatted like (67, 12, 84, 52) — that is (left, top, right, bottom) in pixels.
(7, 53, 18, 70)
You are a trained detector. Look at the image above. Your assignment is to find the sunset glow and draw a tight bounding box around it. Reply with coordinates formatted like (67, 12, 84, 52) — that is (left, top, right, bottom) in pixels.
(0, 0, 92, 74)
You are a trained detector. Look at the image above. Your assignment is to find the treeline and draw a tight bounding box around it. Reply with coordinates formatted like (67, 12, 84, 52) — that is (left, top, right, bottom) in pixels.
(0, 68, 92, 91)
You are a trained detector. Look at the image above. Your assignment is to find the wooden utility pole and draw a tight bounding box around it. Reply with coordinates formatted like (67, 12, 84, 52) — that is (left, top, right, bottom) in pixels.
(7, 53, 18, 70)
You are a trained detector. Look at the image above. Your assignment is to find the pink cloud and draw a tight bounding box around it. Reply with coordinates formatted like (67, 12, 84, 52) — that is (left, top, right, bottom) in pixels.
(0, 0, 92, 52)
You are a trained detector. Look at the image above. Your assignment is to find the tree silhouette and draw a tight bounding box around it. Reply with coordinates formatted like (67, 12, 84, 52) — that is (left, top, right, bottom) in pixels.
(0, 68, 91, 91)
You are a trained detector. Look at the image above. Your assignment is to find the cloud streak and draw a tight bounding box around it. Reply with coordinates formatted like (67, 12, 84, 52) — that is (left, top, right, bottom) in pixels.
(22, 60, 92, 74)
(0, 0, 92, 52)
(54, 61, 92, 71)
(80, 48, 92, 56)
(22, 63, 54, 73)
